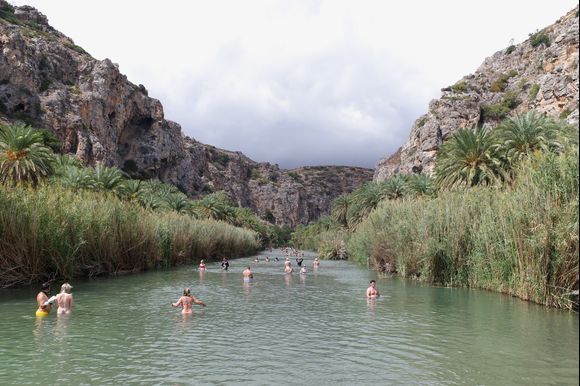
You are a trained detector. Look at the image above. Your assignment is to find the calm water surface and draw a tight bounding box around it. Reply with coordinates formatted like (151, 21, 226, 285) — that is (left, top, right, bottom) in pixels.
(0, 250, 578, 385)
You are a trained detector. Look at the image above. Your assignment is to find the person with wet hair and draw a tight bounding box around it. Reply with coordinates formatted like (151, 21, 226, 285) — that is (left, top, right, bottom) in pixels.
(56, 282, 74, 315)
(171, 288, 206, 314)
(35, 282, 53, 317)
(366, 280, 380, 298)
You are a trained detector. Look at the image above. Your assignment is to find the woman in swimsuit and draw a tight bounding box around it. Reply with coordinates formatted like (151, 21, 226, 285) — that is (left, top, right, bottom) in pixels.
(56, 282, 74, 315)
(35, 282, 52, 317)
(198, 260, 207, 271)
(172, 288, 206, 314)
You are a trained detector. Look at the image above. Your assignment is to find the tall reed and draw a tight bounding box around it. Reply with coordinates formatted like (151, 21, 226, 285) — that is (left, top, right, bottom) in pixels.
(0, 185, 259, 287)
(347, 151, 578, 309)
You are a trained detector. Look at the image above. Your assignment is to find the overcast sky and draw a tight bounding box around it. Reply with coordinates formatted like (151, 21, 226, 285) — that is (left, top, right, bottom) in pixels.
(10, 0, 577, 169)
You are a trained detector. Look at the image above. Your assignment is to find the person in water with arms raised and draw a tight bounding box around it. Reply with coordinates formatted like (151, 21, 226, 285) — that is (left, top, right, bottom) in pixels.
(171, 288, 206, 314)
(366, 280, 380, 298)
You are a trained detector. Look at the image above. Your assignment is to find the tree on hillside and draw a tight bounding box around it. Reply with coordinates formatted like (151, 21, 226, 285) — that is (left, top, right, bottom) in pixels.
(495, 111, 568, 167)
(0, 124, 55, 186)
(331, 194, 350, 227)
(406, 174, 435, 197)
(383, 174, 407, 200)
(434, 126, 505, 189)
(347, 182, 389, 229)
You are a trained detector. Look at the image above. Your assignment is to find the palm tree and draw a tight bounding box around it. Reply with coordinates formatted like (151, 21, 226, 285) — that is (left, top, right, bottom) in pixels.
(383, 174, 407, 200)
(406, 174, 435, 197)
(434, 126, 504, 189)
(164, 192, 191, 214)
(331, 194, 350, 227)
(495, 112, 564, 166)
(347, 182, 388, 229)
(0, 124, 55, 186)
(58, 165, 97, 190)
(93, 164, 126, 192)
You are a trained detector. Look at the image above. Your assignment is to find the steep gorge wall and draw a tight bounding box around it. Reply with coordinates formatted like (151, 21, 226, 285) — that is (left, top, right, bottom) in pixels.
(375, 7, 579, 180)
(0, 1, 373, 226)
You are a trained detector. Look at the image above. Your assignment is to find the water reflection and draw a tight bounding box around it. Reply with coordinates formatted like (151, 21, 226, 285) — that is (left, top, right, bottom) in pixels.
(243, 281, 251, 297)
(55, 314, 71, 341)
(198, 270, 205, 284)
(284, 273, 293, 287)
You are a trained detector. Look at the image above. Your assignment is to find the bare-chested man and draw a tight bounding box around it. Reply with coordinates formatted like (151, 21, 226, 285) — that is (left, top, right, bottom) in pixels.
(243, 266, 254, 282)
(366, 280, 380, 298)
(171, 288, 206, 314)
(56, 283, 74, 315)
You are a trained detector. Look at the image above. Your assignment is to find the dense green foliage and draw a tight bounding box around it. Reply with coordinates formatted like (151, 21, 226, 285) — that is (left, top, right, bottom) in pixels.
(0, 123, 289, 286)
(0, 124, 55, 186)
(0, 185, 260, 287)
(347, 150, 578, 308)
(292, 111, 578, 308)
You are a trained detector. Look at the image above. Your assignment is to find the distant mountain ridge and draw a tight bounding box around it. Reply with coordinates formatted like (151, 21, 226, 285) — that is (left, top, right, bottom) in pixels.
(0, 0, 373, 226)
(374, 6, 579, 181)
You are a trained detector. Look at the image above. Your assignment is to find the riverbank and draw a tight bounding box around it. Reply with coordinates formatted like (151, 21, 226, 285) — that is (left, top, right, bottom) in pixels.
(293, 151, 579, 310)
(0, 184, 260, 288)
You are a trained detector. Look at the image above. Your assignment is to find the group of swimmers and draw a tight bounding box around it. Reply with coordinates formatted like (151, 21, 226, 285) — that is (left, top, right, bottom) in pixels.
(35, 282, 74, 317)
(35, 256, 380, 317)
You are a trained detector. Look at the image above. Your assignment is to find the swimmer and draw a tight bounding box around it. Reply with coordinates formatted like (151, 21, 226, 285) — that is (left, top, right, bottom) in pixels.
(35, 282, 52, 317)
(171, 288, 206, 314)
(313, 257, 320, 268)
(198, 259, 207, 271)
(366, 280, 380, 298)
(265, 256, 270, 262)
(243, 266, 254, 282)
(221, 258, 230, 271)
(284, 265, 294, 274)
(56, 282, 74, 315)
(300, 266, 307, 274)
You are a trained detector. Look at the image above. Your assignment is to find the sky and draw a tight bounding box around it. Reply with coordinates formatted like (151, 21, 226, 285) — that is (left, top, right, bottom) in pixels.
(10, 0, 578, 169)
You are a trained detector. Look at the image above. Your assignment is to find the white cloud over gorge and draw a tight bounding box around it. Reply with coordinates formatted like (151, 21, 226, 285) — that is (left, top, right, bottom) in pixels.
(10, 0, 578, 168)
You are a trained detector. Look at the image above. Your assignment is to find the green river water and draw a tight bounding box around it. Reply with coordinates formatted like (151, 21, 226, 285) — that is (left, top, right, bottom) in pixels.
(0, 250, 578, 385)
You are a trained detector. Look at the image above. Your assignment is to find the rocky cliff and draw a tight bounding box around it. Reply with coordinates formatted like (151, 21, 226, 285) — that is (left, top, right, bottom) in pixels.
(0, 1, 373, 226)
(375, 6, 579, 181)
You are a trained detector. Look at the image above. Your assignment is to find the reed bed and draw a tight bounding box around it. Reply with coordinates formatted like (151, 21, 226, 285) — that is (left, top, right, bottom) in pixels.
(347, 152, 578, 309)
(0, 185, 259, 287)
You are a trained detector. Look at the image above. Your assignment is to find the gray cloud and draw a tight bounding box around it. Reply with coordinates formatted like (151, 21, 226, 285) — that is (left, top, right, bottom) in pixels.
(159, 42, 433, 168)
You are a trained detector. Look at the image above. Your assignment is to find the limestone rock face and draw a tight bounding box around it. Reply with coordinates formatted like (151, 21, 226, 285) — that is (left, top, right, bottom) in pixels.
(0, 1, 372, 225)
(375, 7, 579, 181)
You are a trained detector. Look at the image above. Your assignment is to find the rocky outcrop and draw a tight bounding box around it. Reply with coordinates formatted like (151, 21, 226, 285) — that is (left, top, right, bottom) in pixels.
(375, 6, 579, 181)
(0, 1, 372, 226)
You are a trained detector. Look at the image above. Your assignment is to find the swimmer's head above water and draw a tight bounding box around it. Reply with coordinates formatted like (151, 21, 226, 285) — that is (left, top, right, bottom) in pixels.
(183, 288, 191, 296)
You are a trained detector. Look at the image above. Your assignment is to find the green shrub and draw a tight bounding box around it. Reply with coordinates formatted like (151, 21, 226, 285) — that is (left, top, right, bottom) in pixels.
(529, 30, 550, 47)
(559, 109, 571, 119)
(505, 45, 516, 55)
(529, 84, 540, 100)
(490, 71, 518, 92)
(482, 103, 510, 121)
(288, 171, 302, 183)
(451, 81, 468, 93)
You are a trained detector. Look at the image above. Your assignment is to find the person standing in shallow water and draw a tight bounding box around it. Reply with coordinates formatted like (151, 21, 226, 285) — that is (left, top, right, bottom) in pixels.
(221, 258, 230, 271)
(56, 282, 74, 315)
(171, 288, 206, 314)
(35, 282, 53, 317)
(366, 280, 380, 298)
(243, 266, 254, 282)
